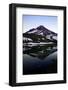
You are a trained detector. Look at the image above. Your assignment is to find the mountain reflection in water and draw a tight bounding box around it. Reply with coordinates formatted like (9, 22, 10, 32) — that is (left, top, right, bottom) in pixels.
(23, 43, 57, 75)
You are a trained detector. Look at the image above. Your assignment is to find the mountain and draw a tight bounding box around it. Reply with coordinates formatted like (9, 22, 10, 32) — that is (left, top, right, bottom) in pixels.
(23, 25, 57, 43)
(26, 25, 57, 36)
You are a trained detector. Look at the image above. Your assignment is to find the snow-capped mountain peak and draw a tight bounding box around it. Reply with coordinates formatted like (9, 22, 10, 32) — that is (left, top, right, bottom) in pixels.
(25, 25, 57, 36)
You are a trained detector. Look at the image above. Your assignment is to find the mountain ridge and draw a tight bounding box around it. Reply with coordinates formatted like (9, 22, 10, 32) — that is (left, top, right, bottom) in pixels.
(25, 25, 57, 36)
(23, 25, 57, 43)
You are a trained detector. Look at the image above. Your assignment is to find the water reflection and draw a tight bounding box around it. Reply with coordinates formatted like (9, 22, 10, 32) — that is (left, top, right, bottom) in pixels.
(23, 43, 57, 75)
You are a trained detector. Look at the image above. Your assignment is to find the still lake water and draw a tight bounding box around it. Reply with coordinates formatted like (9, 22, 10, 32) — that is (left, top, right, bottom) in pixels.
(23, 43, 57, 75)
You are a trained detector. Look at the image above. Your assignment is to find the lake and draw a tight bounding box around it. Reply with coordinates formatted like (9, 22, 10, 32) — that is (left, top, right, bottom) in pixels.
(23, 43, 57, 75)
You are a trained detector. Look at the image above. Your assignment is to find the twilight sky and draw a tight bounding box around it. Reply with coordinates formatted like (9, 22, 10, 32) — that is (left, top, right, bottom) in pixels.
(23, 15, 58, 33)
